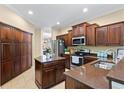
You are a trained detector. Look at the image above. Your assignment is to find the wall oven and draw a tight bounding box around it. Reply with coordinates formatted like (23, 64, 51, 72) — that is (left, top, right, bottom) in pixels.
(72, 36, 86, 45)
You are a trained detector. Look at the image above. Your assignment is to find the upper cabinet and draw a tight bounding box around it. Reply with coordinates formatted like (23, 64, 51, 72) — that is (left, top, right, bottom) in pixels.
(96, 26, 108, 46)
(72, 22, 89, 37)
(0, 24, 14, 43)
(108, 23, 124, 46)
(96, 22, 124, 46)
(13, 28, 23, 43)
(56, 21, 124, 47)
(56, 34, 68, 47)
(67, 30, 72, 46)
(86, 24, 99, 46)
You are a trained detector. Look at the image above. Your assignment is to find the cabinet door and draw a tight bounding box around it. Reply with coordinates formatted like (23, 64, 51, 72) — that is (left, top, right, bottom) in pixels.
(63, 34, 68, 47)
(13, 28, 23, 43)
(86, 25, 98, 45)
(56, 65, 65, 83)
(1, 61, 12, 84)
(1, 43, 13, 62)
(0, 62, 1, 85)
(43, 67, 56, 88)
(22, 32, 31, 43)
(72, 26, 79, 37)
(13, 44, 21, 76)
(0, 25, 14, 43)
(27, 44, 32, 68)
(108, 23, 123, 46)
(79, 24, 85, 36)
(96, 27, 108, 45)
(13, 57, 21, 76)
(21, 44, 28, 72)
(0, 44, 1, 85)
(68, 31, 72, 46)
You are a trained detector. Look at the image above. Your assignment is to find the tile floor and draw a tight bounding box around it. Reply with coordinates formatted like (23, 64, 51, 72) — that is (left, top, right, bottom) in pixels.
(0, 67, 65, 89)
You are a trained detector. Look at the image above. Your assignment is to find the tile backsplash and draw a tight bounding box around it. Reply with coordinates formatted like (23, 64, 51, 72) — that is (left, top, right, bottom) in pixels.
(68, 46, 124, 54)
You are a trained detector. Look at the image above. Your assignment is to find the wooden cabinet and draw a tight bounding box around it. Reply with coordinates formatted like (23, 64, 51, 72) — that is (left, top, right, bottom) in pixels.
(21, 44, 28, 72)
(0, 22, 32, 86)
(65, 76, 92, 89)
(0, 25, 14, 43)
(96, 26, 108, 45)
(35, 57, 66, 89)
(1, 61, 13, 84)
(96, 22, 124, 46)
(13, 28, 22, 43)
(108, 23, 124, 46)
(1, 44, 13, 62)
(1, 43, 13, 83)
(56, 61, 65, 83)
(67, 30, 72, 46)
(42, 67, 56, 88)
(56, 34, 68, 47)
(12, 44, 21, 76)
(86, 24, 99, 45)
(62, 54, 70, 69)
(0, 44, 1, 84)
(72, 22, 89, 37)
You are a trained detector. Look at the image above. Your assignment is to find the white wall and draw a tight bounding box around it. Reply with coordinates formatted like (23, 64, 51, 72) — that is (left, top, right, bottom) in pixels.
(56, 9, 124, 36)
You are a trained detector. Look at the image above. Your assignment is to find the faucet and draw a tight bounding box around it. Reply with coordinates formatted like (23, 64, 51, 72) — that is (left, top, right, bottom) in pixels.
(105, 48, 117, 63)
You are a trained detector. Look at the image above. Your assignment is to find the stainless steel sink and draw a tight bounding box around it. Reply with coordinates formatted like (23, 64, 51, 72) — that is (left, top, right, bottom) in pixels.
(93, 60, 115, 70)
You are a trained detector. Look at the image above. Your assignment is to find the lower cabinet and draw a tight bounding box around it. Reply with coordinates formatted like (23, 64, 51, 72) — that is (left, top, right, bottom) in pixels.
(42, 67, 56, 88)
(0, 63, 1, 85)
(62, 54, 70, 69)
(1, 61, 13, 84)
(35, 59, 66, 89)
(56, 61, 65, 83)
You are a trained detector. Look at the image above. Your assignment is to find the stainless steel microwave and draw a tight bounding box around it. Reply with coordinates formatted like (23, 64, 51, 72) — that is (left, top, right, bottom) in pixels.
(72, 36, 86, 45)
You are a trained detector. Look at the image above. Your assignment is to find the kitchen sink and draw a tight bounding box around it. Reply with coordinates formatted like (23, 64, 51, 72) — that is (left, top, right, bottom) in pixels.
(93, 60, 115, 70)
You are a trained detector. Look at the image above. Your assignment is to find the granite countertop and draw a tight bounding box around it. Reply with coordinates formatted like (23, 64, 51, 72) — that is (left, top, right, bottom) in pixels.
(64, 59, 110, 89)
(35, 56, 66, 63)
(64, 57, 124, 89)
(107, 58, 124, 84)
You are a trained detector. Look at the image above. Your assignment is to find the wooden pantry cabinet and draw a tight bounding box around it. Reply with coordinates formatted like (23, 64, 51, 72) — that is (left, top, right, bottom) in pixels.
(0, 22, 32, 85)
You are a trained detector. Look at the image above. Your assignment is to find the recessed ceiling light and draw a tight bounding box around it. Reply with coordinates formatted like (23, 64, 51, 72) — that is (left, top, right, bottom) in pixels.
(83, 8, 88, 13)
(57, 22, 60, 25)
(28, 10, 33, 15)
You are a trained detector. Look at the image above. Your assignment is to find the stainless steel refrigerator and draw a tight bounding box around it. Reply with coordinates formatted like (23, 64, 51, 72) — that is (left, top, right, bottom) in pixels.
(51, 40, 65, 57)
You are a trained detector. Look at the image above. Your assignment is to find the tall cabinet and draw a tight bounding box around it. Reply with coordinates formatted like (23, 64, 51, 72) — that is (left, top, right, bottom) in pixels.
(0, 22, 32, 85)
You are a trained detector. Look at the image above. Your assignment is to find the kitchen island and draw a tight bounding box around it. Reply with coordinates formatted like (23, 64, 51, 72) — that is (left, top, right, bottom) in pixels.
(35, 56, 66, 89)
(64, 57, 124, 89)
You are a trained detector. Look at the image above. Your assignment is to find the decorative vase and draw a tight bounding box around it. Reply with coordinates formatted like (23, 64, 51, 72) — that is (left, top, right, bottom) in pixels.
(46, 53, 50, 59)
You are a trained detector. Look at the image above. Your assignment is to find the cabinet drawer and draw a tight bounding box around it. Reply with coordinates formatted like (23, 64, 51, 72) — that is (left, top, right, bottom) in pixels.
(43, 62, 56, 68)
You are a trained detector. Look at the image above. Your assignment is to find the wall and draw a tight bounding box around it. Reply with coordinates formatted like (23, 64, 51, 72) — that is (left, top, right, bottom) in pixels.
(56, 9, 124, 35)
(0, 5, 41, 63)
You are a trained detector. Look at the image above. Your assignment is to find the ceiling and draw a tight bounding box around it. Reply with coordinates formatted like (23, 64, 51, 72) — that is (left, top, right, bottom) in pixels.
(6, 4, 124, 30)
